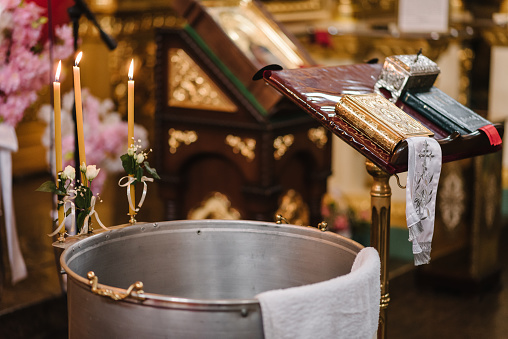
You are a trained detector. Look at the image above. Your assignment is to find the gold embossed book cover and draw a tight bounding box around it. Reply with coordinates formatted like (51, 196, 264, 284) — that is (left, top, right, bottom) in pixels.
(335, 93, 433, 153)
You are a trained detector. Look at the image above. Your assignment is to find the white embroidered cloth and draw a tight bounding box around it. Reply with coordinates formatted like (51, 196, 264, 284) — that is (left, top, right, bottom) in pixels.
(405, 137, 442, 266)
(0, 124, 27, 283)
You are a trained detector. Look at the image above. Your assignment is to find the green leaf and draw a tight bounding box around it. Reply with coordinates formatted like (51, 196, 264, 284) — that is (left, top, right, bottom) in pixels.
(121, 153, 135, 175)
(144, 161, 160, 180)
(136, 166, 144, 183)
(36, 181, 56, 193)
(76, 211, 87, 233)
(75, 186, 92, 210)
(36, 181, 66, 195)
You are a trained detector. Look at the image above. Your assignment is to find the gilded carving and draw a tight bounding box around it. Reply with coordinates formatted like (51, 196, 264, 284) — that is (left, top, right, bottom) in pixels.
(78, 9, 184, 119)
(168, 128, 198, 154)
(188, 192, 241, 220)
(273, 134, 294, 160)
(264, 0, 322, 13)
(458, 47, 474, 105)
(307, 126, 328, 149)
(225, 135, 256, 161)
(168, 49, 237, 112)
(275, 189, 310, 226)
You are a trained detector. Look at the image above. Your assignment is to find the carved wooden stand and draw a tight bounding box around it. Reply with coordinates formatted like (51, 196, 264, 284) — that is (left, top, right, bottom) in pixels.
(366, 160, 391, 339)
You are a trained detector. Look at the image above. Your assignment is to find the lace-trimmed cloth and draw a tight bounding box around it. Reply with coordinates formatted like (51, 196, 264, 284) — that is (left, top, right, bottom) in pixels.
(405, 137, 442, 266)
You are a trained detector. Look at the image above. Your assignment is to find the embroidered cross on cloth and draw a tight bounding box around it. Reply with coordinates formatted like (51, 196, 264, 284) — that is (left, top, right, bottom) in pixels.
(405, 137, 442, 265)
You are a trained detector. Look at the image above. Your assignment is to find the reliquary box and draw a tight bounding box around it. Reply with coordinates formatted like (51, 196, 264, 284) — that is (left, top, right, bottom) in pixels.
(375, 54, 440, 101)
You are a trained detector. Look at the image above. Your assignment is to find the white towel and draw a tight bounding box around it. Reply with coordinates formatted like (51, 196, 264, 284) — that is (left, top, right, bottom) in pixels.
(0, 124, 27, 283)
(405, 137, 442, 266)
(256, 247, 380, 339)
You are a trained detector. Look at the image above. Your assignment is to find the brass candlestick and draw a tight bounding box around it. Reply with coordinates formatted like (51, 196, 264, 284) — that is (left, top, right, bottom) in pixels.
(366, 159, 391, 339)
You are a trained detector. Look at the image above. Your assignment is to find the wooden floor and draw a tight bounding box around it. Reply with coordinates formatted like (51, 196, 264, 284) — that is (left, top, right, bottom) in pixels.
(388, 230, 508, 339)
(0, 173, 507, 338)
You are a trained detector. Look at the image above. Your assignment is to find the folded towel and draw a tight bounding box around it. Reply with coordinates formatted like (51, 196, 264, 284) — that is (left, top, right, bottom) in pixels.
(256, 247, 380, 339)
(0, 124, 27, 283)
(405, 137, 442, 265)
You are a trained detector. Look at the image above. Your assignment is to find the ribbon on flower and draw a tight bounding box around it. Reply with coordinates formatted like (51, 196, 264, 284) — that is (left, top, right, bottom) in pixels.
(79, 195, 109, 235)
(118, 175, 154, 213)
(48, 194, 76, 237)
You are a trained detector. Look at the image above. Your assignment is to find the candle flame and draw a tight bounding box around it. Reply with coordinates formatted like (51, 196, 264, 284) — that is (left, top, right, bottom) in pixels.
(75, 51, 83, 66)
(128, 59, 134, 80)
(55, 60, 62, 82)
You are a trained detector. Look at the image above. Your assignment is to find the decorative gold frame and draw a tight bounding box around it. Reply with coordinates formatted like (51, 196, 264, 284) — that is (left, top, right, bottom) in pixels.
(199, 0, 310, 69)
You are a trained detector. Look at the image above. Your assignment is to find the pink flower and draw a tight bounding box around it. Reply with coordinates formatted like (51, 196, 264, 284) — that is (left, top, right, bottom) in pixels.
(321, 204, 331, 218)
(334, 215, 350, 231)
(0, 0, 73, 127)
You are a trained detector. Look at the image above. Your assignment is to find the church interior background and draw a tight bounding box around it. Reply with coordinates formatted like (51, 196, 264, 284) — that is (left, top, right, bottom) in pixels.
(2, 0, 508, 337)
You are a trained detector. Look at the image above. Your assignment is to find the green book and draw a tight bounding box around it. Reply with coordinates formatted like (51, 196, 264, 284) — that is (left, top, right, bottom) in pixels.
(402, 87, 492, 135)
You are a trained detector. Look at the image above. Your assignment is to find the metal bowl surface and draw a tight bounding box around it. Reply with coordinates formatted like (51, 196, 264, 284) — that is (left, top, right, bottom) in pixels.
(61, 219, 363, 338)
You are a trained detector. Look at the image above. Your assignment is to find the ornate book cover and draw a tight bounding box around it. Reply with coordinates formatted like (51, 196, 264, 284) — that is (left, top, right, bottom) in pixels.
(336, 93, 433, 153)
(402, 87, 493, 135)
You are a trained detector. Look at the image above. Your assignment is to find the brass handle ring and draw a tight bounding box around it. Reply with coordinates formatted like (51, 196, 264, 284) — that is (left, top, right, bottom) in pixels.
(87, 271, 145, 301)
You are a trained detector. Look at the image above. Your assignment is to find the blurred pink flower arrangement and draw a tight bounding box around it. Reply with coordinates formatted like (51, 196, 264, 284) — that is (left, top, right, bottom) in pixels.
(0, 0, 73, 127)
(321, 192, 371, 244)
(38, 88, 148, 192)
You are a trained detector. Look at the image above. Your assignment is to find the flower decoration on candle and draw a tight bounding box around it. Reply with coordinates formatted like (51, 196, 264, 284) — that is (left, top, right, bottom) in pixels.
(37, 163, 109, 236)
(74, 164, 107, 234)
(36, 165, 77, 239)
(119, 140, 160, 222)
(0, 0, 73, 127)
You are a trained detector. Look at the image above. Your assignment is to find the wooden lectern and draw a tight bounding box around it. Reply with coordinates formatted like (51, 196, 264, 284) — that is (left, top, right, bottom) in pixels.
(261, 63, 504, 338)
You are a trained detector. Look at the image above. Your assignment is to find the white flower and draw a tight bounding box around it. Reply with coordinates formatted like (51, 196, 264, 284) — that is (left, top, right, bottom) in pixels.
(80, 162, 87, 173)
(127, 145, 136, 156)
(85, 165, 100, 181)
(136, 153, 145, 164)
(61, 165, 75, 181)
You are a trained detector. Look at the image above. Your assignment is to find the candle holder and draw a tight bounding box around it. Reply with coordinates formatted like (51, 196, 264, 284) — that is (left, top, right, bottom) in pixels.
(129, 214, 137, 225)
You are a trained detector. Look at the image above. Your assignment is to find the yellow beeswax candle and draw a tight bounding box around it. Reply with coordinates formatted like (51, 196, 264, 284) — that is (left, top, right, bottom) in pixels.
(73, 52, 86, 184)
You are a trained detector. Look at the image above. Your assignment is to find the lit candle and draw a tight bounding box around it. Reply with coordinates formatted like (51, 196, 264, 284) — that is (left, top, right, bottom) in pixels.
(73, 52, 86, 183)
(127, 59, 134, 149)
(54, 60, 65, 238)
(54, 60, 63, 178)
(127, 59, 136, 220)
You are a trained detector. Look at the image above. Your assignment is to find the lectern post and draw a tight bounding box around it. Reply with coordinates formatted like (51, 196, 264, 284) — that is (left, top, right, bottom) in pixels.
(366, 159, 391, 339)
